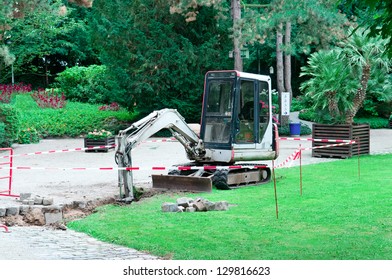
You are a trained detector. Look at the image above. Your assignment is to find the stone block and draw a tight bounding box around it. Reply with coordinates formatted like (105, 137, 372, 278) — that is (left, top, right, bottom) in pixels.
(176, 197, 193, 208)
(193, 198, 208, 212)
(0, 208, 6, 217)
(45, 212, 63, 225)
(28, 199, 35, 206)
(42, 197, 54, 206)
(161, 202, 179, 213)
(19, 205, 30, 215)
(185, 207, 196, 213)
(20, 193, 32, 200)
(34, 196, 43, 205)
(6, 206, 19, 216)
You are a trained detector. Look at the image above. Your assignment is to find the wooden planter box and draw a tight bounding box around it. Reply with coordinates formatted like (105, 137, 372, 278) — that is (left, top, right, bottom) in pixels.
(312, 123, 370, 158)
(84, 136, 115, 152)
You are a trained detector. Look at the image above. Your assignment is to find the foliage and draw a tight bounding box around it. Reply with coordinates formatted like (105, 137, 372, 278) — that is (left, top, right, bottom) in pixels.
(14, 94, 136, 140)
(18, 127, 40, 144)
(300, 28, 391, 124)
(31, 88, 67, 109)
(68, 154, 392, 260)
(89, 0, 232, 122)
(85, 129, 113, 140)
(354, 117, 389, 129)
(0, 122, 6, 146)
(99, 102, 120, 111)
(0, 83, 32, 103)
(54, 65, 123, 104)
(299, 108, 389, 129)
(1, 0, 98, 86)
(343, 0, 392, 56)
(0, 103, 20, 147)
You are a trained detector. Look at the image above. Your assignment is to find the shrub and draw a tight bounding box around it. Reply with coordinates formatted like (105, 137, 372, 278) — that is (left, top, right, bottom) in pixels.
(14, 95, 135, 139)
(0, 104, 20, 147)
(18, 127, 40, 144)
(55, 65, 122, 104)
(99, 102, 120, 111)
(31, 88, 67, 109)
(0, 83, 32, 103)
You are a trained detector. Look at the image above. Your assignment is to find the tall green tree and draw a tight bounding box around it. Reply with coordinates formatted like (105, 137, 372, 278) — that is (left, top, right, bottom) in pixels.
(90, 0, 232, 121)
(343, 0, 392, 56)
(1, 0, 97, 86)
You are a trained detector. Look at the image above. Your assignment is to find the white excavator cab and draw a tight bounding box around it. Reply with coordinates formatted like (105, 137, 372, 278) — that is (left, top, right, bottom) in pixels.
(200, 71, 278, 163)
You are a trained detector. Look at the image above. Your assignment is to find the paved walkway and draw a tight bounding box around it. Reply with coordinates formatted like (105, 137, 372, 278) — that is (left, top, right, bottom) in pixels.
(0, 226, 158, 260)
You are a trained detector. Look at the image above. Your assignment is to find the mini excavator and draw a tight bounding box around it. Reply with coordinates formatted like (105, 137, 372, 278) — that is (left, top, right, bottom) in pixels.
(115, 70, 279, 200)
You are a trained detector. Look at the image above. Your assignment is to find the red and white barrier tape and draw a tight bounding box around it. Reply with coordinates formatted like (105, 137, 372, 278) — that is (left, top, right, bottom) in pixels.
(0, 145, 116, 159)
(279, 137, 354, 143)
(0, 164, 268, 172)
(0, 138, 178, 159)
(273, 140, 356, 168)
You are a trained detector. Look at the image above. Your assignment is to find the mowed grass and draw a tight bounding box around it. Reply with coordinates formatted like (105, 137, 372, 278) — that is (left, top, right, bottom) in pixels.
(67, 154, 392, 260)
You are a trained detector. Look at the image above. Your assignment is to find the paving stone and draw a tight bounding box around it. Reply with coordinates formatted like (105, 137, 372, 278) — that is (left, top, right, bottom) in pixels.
(45, 212, 63, 225)
(0, 208, 6, 217)
(42, 197, 54, 206)
(6, 206, 19, 216)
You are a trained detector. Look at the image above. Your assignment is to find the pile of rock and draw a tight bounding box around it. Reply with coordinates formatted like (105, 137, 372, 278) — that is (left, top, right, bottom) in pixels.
(0, 193, 62, 226)
(161, 197, 230, 213)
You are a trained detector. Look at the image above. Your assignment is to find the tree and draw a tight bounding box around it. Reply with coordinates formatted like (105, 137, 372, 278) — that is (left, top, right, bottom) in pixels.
(90, 0, 232, 121)
(300, 28, 391, 124)
(343, 0, 392, 56)
(1, 0, 97, 86)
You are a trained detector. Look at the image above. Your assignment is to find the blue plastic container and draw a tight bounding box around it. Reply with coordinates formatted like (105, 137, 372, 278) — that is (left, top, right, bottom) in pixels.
(289, 123, 301, 136)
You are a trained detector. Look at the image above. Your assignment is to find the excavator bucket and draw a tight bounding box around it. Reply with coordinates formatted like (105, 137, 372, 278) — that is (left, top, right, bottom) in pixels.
(152, 174, 212, 193)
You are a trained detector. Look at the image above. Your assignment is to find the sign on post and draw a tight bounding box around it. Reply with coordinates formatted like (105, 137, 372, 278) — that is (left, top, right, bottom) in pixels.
(281, 92, 290, 116)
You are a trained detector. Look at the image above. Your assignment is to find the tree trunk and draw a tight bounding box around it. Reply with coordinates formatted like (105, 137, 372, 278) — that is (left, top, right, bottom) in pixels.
(345, 64, 371, 123)
(276, 22, 285, 94)
(284, 21, 292, 100)
(232, 0, 243, 71)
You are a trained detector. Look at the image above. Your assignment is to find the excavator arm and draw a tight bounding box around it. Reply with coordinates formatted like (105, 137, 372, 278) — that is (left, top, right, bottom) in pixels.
(115, 108, 205, 200)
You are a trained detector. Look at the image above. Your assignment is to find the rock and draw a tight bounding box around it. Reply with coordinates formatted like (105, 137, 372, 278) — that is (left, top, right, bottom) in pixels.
(34, 196, 43, 205)
(176, 197, 193, 208)
(45, 212, 63, 225)
(185, 207, 196, 213)
(42, 197, 54, 206)
(193, 198, 208, 212)
(177, 206, 185, 212)
(6, 207, 19, 216)
(161, 202, 179, 213)
(213, 201, 229, 211)
(24, 207, 45, 225)
(205, 201, 216, 211)
(28, 200, 35, 206)
(42, 206, 63, 214)
(0, 208, 6, 217)
(20, 193, 32, 200)
(73, 200, 87, 209)
(19, 205, 30, 215)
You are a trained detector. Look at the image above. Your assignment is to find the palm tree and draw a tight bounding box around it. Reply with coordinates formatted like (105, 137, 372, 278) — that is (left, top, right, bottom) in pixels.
(300, 28, 391, 124)
(341, 29, 390, 123)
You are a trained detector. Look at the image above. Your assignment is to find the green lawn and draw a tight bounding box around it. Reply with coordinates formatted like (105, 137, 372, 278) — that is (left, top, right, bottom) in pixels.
(67, 154, 392, 260)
